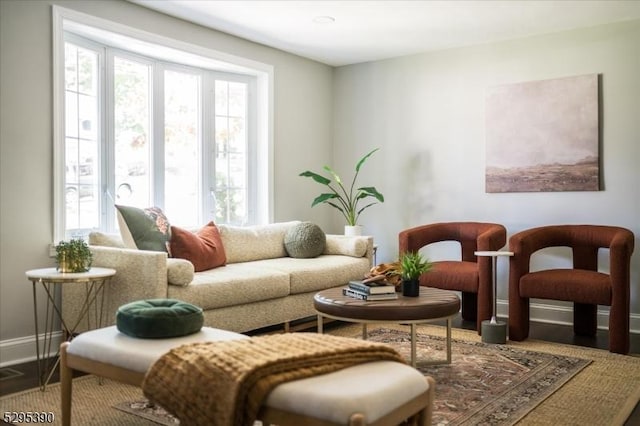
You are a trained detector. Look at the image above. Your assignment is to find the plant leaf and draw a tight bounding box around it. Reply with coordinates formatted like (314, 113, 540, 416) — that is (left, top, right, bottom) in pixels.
(323, 165, 342, 185)
(358, 186, 384, 202)
(311, 193, 338, 207)
(300, 170, 331, 185)
(355, 148, 380, 173)
(356, 202, 377, 216)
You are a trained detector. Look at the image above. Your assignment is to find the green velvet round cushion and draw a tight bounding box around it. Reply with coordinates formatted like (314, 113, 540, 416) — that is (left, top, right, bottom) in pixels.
(116, 299, 204, 339)
(284, 222, 326, 258)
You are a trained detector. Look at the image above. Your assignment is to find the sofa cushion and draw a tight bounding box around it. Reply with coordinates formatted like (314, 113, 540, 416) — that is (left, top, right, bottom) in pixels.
(115, 205, 171, 252)
(249, 256, 372, 295)
(323, 235, 368, 258)
(88, 231, 125, 248)
(167, 258, 195, 286)
(116, 299, 204, 339)
(168, 263, 291, 310)
(169, 222, 227, 272)
(284, 222, 326, 258)
(218, 221, 300, 264)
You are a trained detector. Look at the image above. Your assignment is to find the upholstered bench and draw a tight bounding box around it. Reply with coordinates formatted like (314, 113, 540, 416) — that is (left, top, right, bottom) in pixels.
(60, 326, 435, 426)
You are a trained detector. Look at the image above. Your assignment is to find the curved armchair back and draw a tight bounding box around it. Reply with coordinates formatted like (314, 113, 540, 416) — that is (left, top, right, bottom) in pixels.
(509, 224, 634, 283)
(399, 222, 507, 260)
(398, 222, 507, 334)
(508, 224, 635, 354)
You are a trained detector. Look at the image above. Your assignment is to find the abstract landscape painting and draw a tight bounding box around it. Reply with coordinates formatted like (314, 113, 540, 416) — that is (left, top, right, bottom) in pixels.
(485, 74, 599, 193)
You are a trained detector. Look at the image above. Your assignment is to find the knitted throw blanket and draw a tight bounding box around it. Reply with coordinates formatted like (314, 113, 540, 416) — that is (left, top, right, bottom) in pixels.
(141, 333, 405, 426)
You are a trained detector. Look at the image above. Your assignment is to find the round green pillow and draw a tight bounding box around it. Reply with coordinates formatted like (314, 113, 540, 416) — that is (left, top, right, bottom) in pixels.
(116, 299, 204, 339)
(284, 222, 326, 258)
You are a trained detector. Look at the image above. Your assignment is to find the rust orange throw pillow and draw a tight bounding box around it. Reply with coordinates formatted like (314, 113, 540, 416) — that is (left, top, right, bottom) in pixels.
(170, 222, 227, 272)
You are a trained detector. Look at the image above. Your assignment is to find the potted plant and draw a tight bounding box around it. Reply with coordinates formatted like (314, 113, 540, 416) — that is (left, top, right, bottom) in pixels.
(299, 148, 384, 235)
(55, 238, 93, 273)
(398, 251, 432, 297)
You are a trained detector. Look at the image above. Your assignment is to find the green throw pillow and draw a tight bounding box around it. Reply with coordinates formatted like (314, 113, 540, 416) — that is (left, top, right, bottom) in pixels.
(284, 222, 326, 258)
(116, 299, 204, 339)
(115, 205, 171, 252)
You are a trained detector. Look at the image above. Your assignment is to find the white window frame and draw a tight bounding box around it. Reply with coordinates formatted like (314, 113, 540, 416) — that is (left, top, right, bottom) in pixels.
(52, 5, 273, 243)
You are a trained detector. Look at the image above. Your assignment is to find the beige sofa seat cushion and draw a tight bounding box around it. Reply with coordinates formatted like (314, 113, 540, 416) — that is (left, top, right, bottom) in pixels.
(218, 221, 300, 264)
(168, 263, 290, 310)
(250, 256, 371, 295)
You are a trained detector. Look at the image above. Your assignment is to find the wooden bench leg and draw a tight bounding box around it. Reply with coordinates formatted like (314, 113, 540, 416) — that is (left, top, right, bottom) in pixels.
(60, 342, 72, 426)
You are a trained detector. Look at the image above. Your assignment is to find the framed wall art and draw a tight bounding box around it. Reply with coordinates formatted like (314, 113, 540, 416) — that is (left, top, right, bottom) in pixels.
(485, 74, 600, 193)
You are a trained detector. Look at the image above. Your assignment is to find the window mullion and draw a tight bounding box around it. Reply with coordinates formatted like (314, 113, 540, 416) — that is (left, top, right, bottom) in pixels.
(153, 63, 165, 209)
(202, 73, 215, 222)
(247, 78, 257, 225)
(104, 49, 116, 233)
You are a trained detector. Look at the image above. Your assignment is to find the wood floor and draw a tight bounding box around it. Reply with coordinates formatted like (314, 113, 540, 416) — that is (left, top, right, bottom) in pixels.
(1, 316, 639, 425)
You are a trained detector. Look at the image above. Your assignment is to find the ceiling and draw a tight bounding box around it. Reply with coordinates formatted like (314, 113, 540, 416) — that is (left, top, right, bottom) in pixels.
(130, 1, 640, 66)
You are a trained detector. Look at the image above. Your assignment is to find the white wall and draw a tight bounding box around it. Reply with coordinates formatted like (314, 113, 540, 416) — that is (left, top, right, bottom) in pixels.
(333, 20, 640, 325)
(0, 0, 333, 365)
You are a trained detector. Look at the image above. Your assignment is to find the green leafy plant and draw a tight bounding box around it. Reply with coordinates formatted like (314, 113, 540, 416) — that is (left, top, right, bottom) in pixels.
(299, 148, 385, 226)
(55, 238, 93, 273)
(399, 251, 432, 281)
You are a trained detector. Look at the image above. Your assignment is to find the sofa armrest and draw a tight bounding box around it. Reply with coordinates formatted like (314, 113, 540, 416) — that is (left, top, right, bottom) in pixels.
(61, 246, 169, 332)
(324, 235, 374, 265)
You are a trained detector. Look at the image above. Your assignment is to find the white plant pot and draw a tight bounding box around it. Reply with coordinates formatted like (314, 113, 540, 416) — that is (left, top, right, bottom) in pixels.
(344, 225, 363, 237)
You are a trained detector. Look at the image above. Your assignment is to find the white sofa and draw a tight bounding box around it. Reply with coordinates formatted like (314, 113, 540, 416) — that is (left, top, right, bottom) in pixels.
(62, 221, 373, 333)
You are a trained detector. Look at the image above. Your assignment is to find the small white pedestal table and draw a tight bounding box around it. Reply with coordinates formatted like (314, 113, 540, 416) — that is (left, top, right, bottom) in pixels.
(474, 251, 513, 344)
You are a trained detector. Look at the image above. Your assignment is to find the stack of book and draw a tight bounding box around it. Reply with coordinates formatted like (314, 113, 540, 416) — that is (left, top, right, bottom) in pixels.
(343, 280, 398, 301)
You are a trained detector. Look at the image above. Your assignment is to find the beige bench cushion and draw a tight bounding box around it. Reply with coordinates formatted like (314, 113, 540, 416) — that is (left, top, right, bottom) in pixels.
(265, 360, 429, 424)
(66, 326, 246, 373)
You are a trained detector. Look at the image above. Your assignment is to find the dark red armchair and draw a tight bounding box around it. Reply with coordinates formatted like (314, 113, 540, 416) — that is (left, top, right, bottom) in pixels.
(399, 222, 507, 334)
(508, 225, 635, 354)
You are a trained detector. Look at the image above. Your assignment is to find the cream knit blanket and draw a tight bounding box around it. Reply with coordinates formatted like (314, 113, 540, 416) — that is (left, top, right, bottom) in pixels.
(142, 333, 405, 426)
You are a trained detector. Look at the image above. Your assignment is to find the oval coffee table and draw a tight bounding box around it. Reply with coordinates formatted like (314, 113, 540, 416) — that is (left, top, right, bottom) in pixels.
(314, 286, 461, 367)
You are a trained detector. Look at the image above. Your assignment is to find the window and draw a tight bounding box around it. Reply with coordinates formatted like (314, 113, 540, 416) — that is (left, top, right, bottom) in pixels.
(64, 41, 101, 232)
(53, 7, 273, 242)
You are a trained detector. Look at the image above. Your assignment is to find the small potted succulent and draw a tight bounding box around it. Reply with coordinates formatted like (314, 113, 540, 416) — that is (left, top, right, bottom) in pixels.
(398, 251, 432, 297)
(55, 238, 93, 273)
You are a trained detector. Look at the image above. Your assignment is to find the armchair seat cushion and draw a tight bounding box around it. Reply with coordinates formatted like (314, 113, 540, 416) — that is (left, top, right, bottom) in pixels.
(520, 269, 611, 305)
(422, 261, 479, 293)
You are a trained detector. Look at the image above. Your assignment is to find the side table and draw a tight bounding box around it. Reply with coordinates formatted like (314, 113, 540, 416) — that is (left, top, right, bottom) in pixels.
(474, 251, 513, 344)
(25, 267, 116, 390)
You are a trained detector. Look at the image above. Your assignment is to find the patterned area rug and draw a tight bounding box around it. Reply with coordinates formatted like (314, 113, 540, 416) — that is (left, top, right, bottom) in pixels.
(114, 327, 590, 425)
(368, 328, 589, 425)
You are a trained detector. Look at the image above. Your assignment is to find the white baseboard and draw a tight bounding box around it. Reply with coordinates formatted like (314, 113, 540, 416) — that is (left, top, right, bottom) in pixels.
(0, 332, 63, 368)
(1, 303, 639, 367)
(496, 299, 640, 333)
